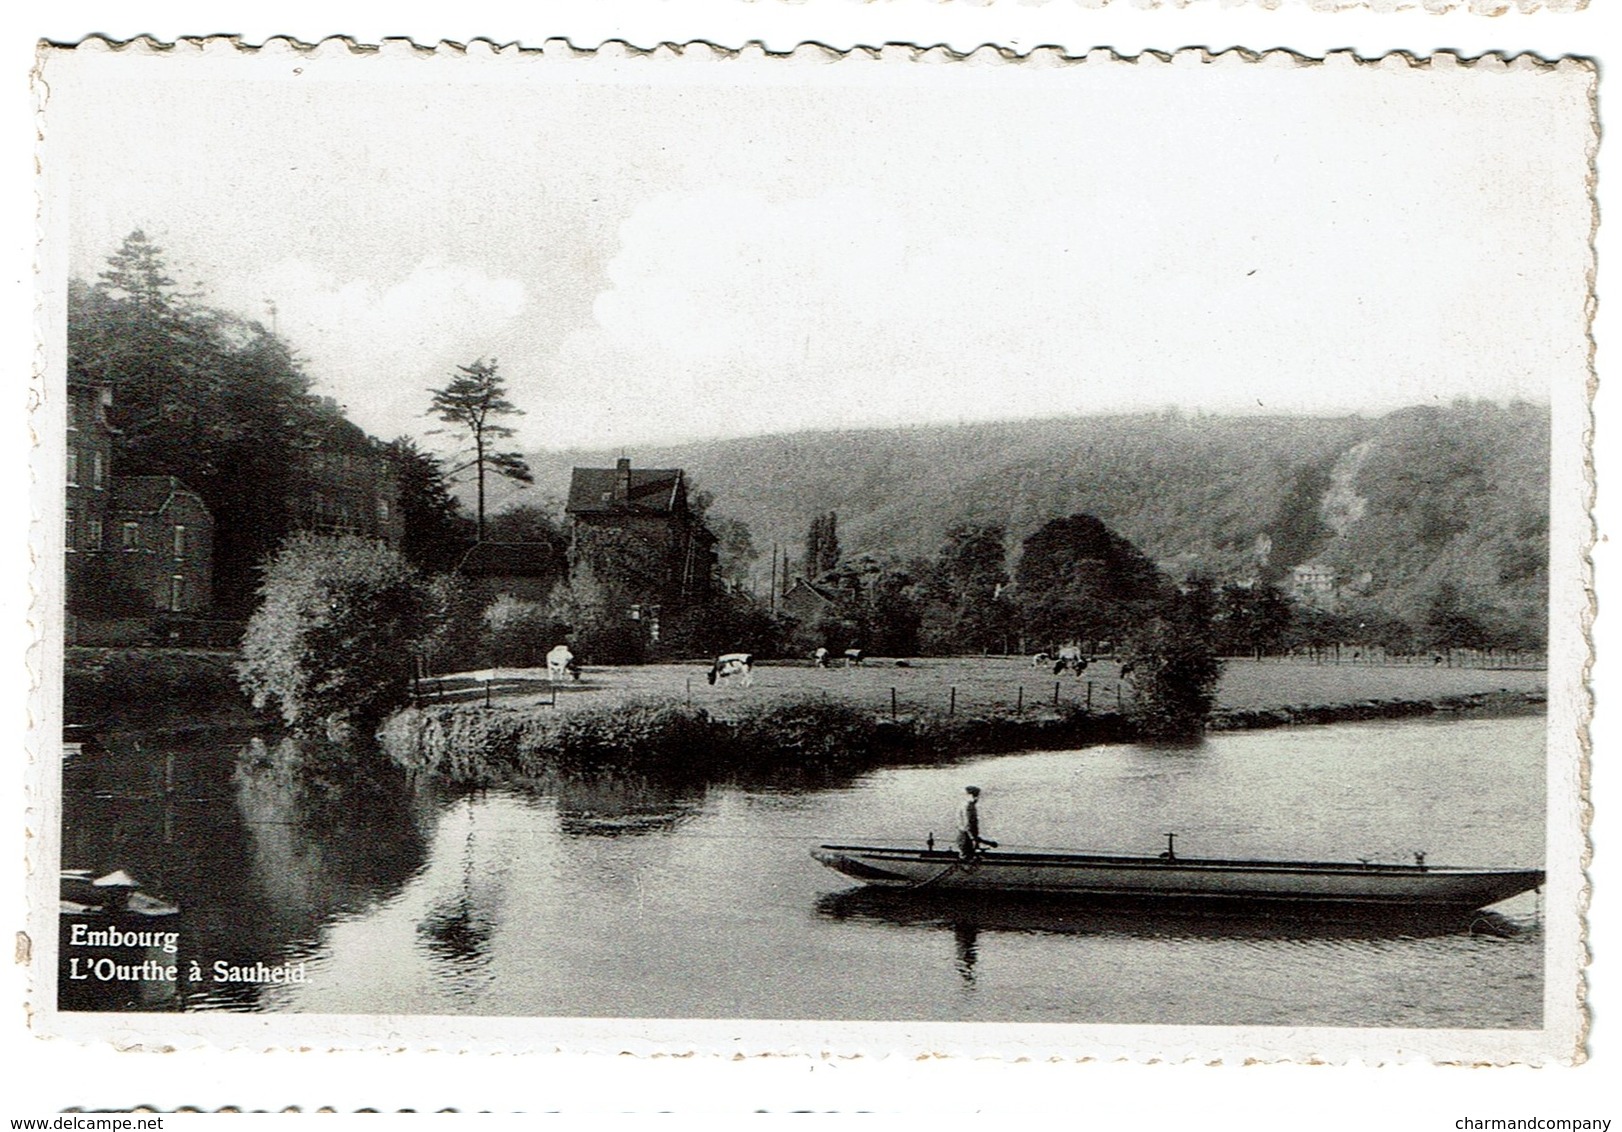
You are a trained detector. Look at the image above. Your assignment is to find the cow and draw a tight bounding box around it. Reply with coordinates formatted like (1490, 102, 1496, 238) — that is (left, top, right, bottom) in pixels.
(547, 644, 581, 683)
(1052, 644, 1089, 677)
(812, 647, 830, 668)
(843, 648, 865, 668)
(707, 653, 755, 687)
(1030, 652, 1051, 668)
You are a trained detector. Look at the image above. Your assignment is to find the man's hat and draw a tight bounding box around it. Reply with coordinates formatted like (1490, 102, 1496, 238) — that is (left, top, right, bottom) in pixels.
(965, 785, 981, 795)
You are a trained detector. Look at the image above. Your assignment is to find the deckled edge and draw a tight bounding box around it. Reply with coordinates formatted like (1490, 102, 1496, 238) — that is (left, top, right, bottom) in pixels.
(31, 36, 1598, 67)
(23, 38, 1598, 1070)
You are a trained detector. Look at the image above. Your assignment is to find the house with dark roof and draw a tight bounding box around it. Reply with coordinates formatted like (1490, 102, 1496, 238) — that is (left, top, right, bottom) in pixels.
(107, 475, 214, 613)
(457, 541, 566, 604)
(565, 457, 717, 614)
(780, 577, 837, 624)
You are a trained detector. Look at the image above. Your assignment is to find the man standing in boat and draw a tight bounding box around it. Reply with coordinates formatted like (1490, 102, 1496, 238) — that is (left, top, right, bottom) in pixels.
(957, 786, 996, 860)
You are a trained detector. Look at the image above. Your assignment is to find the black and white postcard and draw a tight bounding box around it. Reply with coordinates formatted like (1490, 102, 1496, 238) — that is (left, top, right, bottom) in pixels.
(28, 37, 1594, 1068)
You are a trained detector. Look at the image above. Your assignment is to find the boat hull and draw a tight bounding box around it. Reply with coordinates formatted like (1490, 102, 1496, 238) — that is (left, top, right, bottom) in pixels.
(812, 845, 1543, 912)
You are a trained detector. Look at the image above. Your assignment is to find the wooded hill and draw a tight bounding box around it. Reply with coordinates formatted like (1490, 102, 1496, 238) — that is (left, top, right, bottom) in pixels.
(508, 401, 1549, 647)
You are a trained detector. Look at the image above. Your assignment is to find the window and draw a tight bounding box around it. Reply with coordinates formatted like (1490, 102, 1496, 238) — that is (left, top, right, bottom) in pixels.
(92, 452, 106, 490)
(169, 576, 184, 612)
(66, 399, 77, 431)
(65, 511, 76, 552)
(377, 497, 391, 523)
(66, 450, 79, 487)
(87, 518, 103, 551)
(122, 521, 141, 551)
(172, 524, 186, 557)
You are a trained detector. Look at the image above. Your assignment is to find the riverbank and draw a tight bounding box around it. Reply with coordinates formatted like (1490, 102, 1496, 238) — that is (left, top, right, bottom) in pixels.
(379, 679, 1542, 786)
(377, 697, 1142, 785)
(64, 647, 253, 732)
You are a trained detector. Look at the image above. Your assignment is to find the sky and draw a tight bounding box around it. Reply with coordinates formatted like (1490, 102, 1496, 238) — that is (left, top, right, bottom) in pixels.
(47, 46, 1593, 455)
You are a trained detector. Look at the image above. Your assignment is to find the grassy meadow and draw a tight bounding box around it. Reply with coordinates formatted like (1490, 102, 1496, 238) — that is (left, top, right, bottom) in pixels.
(422, 655, 1547, 723)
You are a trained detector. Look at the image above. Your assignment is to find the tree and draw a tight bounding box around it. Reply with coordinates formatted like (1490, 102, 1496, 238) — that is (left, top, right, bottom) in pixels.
(383, 437, 475, 574)
(427, 358, 534, 541)
(1014, 514, 1165, 648)
(709, 516, 760, 590)
(804, 511, 840, 578)
(919, 522, 1014, 654)
(71, 233, 321, 614)
(483, 501, 569, 556)
(1120, 576, 1224, 740)
(1214, 581, 1293, 658)
(237, 534, 433, 736)
(98, 229, 183, 310)
(815, 553, 923, 657)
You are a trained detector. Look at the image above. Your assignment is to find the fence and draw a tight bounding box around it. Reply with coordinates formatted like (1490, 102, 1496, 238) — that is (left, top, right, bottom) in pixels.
(1268, 646, 1545, 670)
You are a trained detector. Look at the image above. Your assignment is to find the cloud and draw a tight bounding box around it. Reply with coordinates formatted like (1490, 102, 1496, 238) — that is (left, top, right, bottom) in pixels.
(214, 258, 528, 440)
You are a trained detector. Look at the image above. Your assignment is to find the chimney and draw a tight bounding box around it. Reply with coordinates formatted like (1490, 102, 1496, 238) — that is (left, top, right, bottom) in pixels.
(613, 457, 631, 503)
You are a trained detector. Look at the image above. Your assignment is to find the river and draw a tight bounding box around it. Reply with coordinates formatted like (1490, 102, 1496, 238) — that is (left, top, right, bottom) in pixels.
(59, 713, 1545, 1027)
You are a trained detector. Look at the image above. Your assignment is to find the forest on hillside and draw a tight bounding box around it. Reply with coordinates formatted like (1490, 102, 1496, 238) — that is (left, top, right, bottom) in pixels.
(506, 402, 1549, 649)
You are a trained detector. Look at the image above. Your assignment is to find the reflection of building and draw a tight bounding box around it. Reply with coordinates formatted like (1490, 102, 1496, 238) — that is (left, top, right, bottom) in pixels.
(288, 405, 404, 546)
(564, 457, 716, 609)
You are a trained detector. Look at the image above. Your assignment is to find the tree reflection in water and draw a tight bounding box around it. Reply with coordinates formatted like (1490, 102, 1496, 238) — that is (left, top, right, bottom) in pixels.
(546, 770, 706, 838)
(415, 793, 499, 995)
(222, 738, 434, 1008)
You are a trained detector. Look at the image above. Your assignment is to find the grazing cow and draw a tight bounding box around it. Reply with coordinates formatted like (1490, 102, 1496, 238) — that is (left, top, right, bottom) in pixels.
(843, 648, 865, 668)
(547, 644, 580, 683)
(1052, 644, 1088, 677)
(1031, 653, 1051, 668)
(707, 653, 755, 687)
(812, 647, 830, 668)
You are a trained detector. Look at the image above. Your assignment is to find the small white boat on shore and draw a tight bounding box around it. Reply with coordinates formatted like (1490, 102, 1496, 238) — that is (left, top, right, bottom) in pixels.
(811, 839, 1543, 914)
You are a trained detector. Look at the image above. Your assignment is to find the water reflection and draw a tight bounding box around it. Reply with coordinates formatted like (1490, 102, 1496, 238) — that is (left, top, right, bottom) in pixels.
(60, 731, 433, 1012)
(546, 771, 705, 837)
(815, 887, 1533, 944)
(415, 796, 500, 995)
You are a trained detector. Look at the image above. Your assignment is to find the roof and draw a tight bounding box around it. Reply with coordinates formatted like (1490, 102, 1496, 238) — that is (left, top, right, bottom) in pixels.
(110, 475, 208, 517)
(566, 466, 686, 515)
(457, 542, 564, 577)
(782, 578, 837, 605)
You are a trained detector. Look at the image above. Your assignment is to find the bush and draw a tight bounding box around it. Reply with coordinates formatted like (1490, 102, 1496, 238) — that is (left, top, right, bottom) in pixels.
(481, 594, 560, 668)
(1120, 582, 1225, 739)
(237, 534, 433, 735)
(724, 697, 882, 767)
(378, 700, 718, 781)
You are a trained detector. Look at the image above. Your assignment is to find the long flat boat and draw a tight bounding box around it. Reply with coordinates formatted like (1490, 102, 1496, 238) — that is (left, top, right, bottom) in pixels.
(811, 843, 1544, 913)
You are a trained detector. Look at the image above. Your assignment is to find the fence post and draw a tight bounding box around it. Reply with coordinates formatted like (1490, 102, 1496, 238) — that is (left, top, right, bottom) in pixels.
(1116, 684, 1123, 711)
(891, 687, 898, 722)
(484, 677, 492, 708)
(1086, 681, 1093, 711)
(1016, 686, 1023, 715)
(1054, 682, 1060, 707)
(949, 686, 956, 716)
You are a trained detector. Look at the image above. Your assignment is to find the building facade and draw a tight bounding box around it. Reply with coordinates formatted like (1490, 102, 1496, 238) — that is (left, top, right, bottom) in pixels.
(565, 457, 717, 612)
(287, 403, 405, 547)
(107, 476, 215, 613)
(66, 380, 217, 626)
